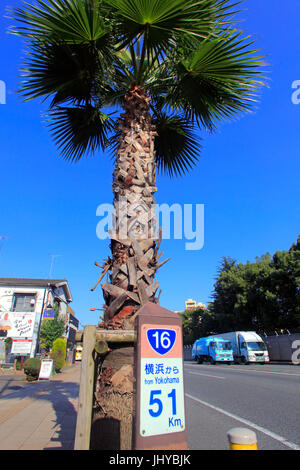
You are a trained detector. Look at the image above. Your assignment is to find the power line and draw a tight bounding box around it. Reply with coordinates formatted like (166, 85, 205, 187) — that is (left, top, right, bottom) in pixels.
(48, 254, 62, 278)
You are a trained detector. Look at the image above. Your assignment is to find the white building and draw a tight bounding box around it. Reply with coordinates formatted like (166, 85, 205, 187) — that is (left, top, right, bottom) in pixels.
(185, 298, 207, 310)
(0, 278, 73, 358)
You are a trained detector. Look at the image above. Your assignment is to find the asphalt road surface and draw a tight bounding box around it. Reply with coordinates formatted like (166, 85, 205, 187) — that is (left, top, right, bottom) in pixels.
(184, 361, 300, 450)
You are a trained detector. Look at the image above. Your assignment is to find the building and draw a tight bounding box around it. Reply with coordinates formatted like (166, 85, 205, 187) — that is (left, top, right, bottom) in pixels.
(0, 278, 78, 360)
(66, 305, 79, 350)
(184, 298, 207, 311)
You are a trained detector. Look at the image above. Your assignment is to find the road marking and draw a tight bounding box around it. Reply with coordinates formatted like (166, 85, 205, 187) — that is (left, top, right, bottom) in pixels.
(184, 364, 300, 377)
(186, 393, 300, 450)
(220, 367, 300, 377)
(188, 372, 225, 380)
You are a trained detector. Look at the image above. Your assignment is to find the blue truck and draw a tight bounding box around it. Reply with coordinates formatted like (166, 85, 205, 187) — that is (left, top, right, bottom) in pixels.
(192, 336, 234, 364)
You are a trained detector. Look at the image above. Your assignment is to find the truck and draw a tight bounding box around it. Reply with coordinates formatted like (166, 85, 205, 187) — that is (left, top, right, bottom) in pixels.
(216, 331, 269, 364)
(192, 336, 234, 364)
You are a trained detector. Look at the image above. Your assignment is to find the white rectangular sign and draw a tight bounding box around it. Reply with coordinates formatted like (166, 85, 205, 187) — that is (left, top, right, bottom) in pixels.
(140, 357, 185, 436)
(0, 312, 36, 338)
(11, 339, 33, 356)
(38, 359, 53, 379)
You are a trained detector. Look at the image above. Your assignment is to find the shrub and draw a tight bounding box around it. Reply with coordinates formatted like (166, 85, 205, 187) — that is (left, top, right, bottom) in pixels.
(51, 338, 66, 372)
(24, 357, 41, 382)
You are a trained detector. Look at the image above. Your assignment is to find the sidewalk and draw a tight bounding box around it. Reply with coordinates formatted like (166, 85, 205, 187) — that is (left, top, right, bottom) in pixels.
(0, 363, 81, 450)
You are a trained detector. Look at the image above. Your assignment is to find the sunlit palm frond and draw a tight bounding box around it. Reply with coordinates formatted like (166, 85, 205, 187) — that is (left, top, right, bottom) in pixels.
(46, 104, 115, 162)
(153, 112, 201, 177)
(104, 0, 240, 63)
(165, 30, 266, 130)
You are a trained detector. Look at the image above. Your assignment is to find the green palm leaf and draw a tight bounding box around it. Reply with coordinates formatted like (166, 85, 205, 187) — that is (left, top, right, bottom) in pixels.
(46, 105, 114, 162)
(104, 0, 240, 64)
(166, 30, 266, 130)
(8, 0, 266, 174)
(19, 40, 114, 107)
(9, 0, 110, 43)
(153, 112, 201, 177)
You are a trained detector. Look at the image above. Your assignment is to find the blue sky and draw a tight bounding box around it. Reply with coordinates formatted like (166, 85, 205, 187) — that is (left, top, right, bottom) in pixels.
(0, 1, 299, 327)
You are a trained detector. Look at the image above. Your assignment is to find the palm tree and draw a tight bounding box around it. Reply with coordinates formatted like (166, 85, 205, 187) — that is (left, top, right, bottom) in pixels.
(9, 0, 265, 331)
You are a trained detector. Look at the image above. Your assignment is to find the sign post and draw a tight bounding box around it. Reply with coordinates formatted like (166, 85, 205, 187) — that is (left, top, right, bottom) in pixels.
(134, 302, 188, 450)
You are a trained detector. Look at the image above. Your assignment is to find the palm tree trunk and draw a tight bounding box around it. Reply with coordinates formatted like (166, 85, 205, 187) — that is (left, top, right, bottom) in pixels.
(99, 83, 165, 330)
(92, 84, 168, 450)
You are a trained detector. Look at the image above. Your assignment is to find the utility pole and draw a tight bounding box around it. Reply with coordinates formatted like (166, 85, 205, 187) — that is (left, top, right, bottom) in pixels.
(48, 254, 62, 278)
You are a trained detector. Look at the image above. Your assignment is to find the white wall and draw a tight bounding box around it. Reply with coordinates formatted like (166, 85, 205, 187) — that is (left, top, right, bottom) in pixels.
(0, 285, 48, 357)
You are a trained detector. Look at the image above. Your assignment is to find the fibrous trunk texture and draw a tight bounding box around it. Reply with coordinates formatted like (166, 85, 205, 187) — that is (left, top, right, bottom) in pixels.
(91, 84, 169, 450)
(94, 83, 167, 330)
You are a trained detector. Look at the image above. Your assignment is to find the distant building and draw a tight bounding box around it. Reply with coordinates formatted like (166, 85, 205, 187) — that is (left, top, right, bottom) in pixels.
(66, 305, 79, 350)
(185, 298, 207, 311)
(0, 278, 78, 359)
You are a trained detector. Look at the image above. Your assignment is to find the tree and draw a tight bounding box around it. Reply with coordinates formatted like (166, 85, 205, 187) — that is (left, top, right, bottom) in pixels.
(9, 0, 265, 329)
(179, 307, 218, 344)
(10, 0, 266, 449)
(39, 303, 65, 352)
(209, 236, 300, 333)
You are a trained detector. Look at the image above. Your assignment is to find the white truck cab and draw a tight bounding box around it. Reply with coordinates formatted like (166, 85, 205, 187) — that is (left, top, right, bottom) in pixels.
(217, 331, 269, 364)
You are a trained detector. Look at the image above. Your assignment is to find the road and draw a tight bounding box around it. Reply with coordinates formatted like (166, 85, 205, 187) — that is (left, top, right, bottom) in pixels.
(184, 361, 300, 450)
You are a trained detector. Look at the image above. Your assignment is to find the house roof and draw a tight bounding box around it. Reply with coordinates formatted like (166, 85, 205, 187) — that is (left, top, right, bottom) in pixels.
(0, 278, 72, 302)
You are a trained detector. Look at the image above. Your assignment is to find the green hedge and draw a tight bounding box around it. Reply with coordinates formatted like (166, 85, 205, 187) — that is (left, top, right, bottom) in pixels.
(24, 357, 41, 382)
(51, 338, 66, 372)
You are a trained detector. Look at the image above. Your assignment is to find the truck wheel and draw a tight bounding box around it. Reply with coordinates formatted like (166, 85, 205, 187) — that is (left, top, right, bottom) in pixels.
(209, 357, 215, 365)
(241, 356, 249, 365)
(197, 357, 203, 364)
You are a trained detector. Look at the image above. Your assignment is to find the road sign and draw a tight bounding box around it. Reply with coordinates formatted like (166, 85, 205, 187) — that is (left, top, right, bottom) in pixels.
(135, 303, 187, 450)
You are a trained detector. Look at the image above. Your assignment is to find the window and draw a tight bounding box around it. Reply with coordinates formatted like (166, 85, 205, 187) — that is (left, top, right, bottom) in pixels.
(247, 342, 267, 351)
(217, 341, 232, 351)
(12, 294, 36, 312)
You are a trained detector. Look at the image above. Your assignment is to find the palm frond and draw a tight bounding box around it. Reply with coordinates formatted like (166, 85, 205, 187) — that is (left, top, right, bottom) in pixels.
(46, 104, 115, 162)
(8, 0, 110, 43)
(19, 40, 114, 106)
(9, 0, 117, 106)
(165, 29, 266, 130)
(103, 0, 241, 63)
(152, 112, 201, 177)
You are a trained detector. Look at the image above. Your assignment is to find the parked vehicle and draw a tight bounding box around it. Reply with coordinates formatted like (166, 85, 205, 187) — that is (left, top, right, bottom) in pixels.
(192, 336, 234, 364)
(216, 331, 269, 364)
(75, 344, 83, 362)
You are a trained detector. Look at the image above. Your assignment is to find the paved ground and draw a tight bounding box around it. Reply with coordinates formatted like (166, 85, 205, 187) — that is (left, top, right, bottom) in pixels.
(2, 360, 299, 451)
(184, 361, 300, 450)
(0, 364, 81, 450)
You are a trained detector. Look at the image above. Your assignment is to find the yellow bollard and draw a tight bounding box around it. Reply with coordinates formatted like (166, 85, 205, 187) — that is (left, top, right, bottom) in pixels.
(227, 427, 258, 450)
